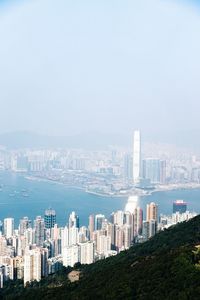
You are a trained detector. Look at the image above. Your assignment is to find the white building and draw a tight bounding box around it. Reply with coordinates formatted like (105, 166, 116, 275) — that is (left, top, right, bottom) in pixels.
(24, 249, 41, 285)
(4, 218, 14, 239)
(79, 241, 94, 264)
(68, 227, 78, 246)
(97, 235, 111, 256)
(61, 226, 69, 254)
(113, 211, 124, 227)
(63, 245, 80, 267)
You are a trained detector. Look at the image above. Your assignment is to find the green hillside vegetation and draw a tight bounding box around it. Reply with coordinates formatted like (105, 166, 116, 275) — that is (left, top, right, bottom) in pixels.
(2, 215, 200, 300)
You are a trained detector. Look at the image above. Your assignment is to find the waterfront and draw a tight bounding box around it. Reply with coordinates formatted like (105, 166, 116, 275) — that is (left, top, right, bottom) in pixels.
(0, 171, 200, 226)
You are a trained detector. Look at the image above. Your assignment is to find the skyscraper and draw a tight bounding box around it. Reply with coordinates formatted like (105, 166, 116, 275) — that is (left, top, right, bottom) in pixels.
(142, 158, 160, 183)
(160, 160, 167, 184)
(146, 202, 158, 222)
(124, 154, 133, 181)
(44, 208, 56, 229)
(69, 212, 79, 229)
(89, 214, 95, 238)
(4, 218, 14, 239)
(34, 216, 45, 247)
(133, 207, 143, 236)
(133, 130, 141, 184)
(142, 158, 167, 184)
(24, 249, 42, 285)
(19, 217, 31, 235)
(95, 214, 105, 231)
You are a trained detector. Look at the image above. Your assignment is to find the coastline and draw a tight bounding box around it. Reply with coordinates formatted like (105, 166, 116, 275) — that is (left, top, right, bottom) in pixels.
(24, 175, 126, 197)
(24, 175, 86, 192)
(23, 173, 200, 198)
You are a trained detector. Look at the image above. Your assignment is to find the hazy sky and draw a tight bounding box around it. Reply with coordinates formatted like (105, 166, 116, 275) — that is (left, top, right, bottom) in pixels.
(0, 0, 200, 139)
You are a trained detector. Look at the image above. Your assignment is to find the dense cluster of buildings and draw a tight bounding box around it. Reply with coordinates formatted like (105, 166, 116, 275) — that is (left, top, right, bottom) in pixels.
(0, 200, 196, 288)
(0, 131, 198, 287)
(0, 131, 200, 197)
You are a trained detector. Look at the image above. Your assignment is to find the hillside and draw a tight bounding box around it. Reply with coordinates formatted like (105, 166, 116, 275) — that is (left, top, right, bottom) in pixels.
(2, 215, 200, 300)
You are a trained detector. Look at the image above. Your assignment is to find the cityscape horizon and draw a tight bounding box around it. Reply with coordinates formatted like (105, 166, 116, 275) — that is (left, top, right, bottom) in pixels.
(1, 0, 200, 297)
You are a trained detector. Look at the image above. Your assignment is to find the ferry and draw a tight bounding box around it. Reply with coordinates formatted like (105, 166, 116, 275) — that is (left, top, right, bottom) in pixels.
(22, 193, 29, 197)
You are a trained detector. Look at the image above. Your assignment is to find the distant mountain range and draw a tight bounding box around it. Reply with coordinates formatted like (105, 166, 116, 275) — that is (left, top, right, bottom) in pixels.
(0, 130, 199, 150)
(0, 131, 131, 149)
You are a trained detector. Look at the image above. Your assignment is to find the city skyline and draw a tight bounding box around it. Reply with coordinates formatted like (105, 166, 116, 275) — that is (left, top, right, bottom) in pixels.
(0, 0, 200, 297)
(0, 201, 196, 287)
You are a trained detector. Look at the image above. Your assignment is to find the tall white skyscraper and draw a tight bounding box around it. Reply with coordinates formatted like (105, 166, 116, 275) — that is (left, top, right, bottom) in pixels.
(24, 249, 41, 285)
(133, 130, 141, 184)
(4, 218, 14, 239)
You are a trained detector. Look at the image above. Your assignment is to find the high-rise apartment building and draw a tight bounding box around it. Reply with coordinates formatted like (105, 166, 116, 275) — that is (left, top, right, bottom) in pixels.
(19, 217, 31, 235)
(79, 241, 94, 264)
(4, 218, 14, 239)
(34, 216, 45, 247)
(24, 249, 42, 285)
(133, 207, 143, 236)
(68, 227, 78, 246)
(88, 214, 95, 237)
(146, 202, 158, 222)
(63, 245, 80, 267)
(69, 212, 79, 229)
(97, 235, 111, 256)
(123, 225, 132, 249)
(61, 226, 69, 254)
(113, 211, 124, 227)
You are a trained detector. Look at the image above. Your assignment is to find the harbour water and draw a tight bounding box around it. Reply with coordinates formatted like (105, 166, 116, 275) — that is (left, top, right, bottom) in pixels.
(0, 171, 200, 226)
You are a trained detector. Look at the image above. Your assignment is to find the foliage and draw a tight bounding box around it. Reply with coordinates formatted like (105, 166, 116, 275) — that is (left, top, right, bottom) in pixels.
(2, 216, 200, 299)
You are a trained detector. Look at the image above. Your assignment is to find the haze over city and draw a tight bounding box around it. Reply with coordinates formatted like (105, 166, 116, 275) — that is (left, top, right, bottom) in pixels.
(1, 0, 200, 297)
(0, 0, 200, 148)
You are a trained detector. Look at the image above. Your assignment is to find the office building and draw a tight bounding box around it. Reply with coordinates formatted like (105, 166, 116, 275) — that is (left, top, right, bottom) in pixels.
(173, 200, 187, 214)
(142, 158, 167, 184)
(95, 214, 105, 231)
(44, 208, 56, 229)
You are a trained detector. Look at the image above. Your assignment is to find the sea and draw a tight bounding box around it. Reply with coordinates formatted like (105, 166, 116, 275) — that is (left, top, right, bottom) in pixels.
(0, 171, 200, 227)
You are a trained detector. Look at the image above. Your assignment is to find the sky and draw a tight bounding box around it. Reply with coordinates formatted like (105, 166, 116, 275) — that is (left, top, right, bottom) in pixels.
(0, 0, 200, 144)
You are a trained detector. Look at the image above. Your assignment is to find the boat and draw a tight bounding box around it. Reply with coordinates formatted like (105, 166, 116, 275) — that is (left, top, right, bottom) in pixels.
(22, 193, 29, 197)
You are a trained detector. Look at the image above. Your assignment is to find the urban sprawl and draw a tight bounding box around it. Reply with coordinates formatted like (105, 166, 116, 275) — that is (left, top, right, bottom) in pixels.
(0, 131, 199, 287)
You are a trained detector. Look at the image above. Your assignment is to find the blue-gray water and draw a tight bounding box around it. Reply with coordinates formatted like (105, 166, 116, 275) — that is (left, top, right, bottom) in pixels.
(0, 171, 200, 227)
